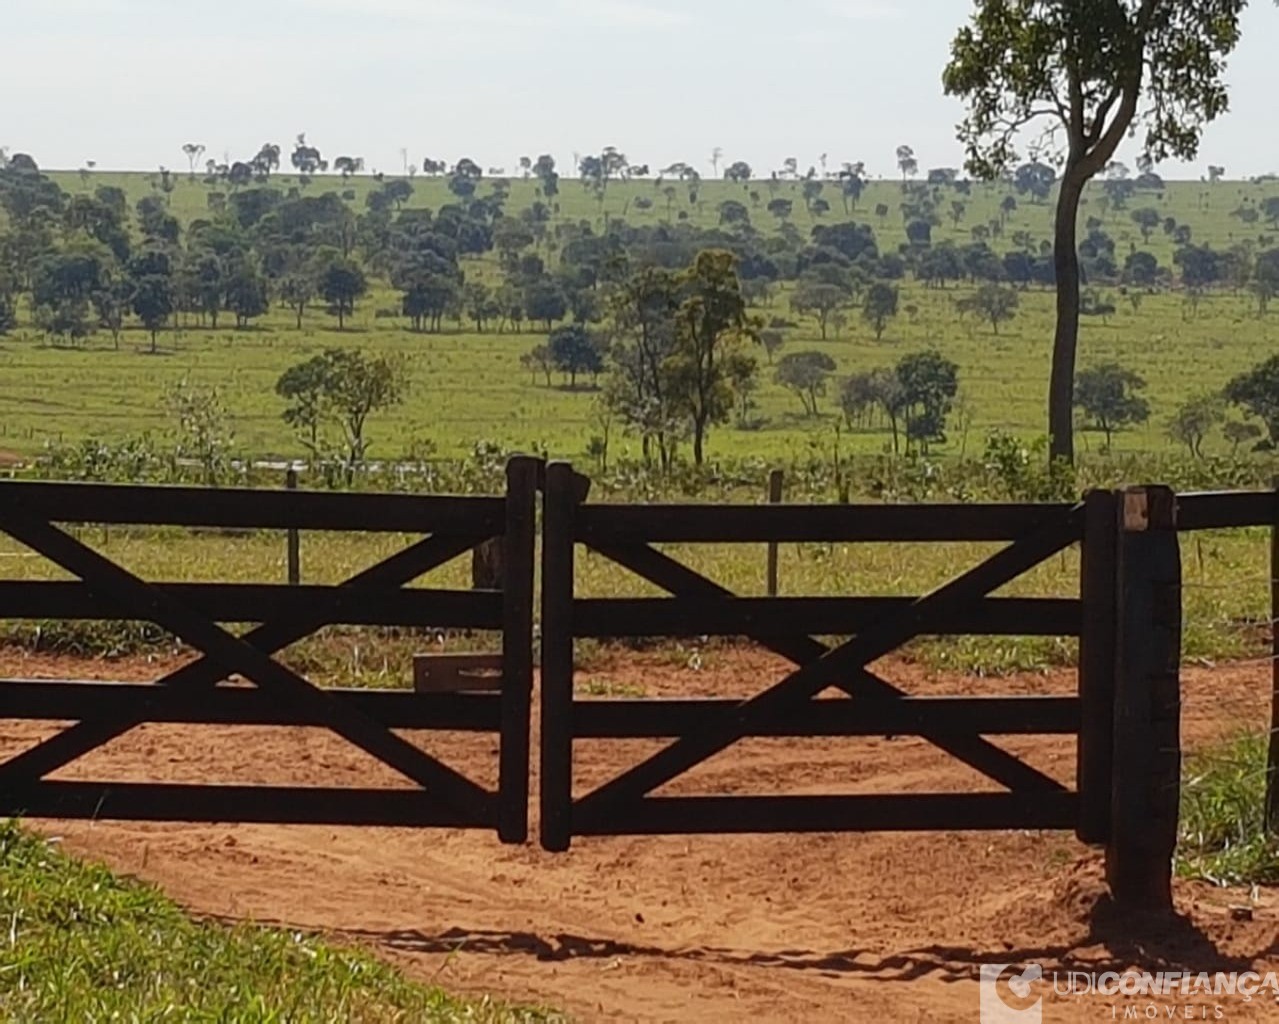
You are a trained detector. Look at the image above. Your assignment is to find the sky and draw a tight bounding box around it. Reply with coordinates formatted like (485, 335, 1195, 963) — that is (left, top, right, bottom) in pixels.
(3, 0, 1277, 179)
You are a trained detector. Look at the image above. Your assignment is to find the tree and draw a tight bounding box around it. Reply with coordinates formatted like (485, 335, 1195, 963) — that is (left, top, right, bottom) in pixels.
(225, 261, 269, 328)
(523, 277, 568, 329)
(1073, 362, 1151, 448)
(522, 344, 555, 387)
(945, 0, 1247, 463)
(791, 277, 850, 340)
(862, 282, 899, 340)
(1131, 207, 1161, 242)
(280, 270, 315, 330)
(1224, 354, 1279, 447)
(334, 155, 364, 179)
(319, 258, 367, 329)
(897, 350, 960, 451)
(181, 143, 206, 180)
(0, 292, 16, 335)
(548, 323, 605, 388)
(896, 145, 918, 185)
(1166, 391, 1224, 458)
(275, 348, 408, 474)
(666, 250, 755, 465)
(775, 351, 836, 416)
(166, 379, 234, 484)
(958, 282, 1019, 333)
(724, 160, 752, 183)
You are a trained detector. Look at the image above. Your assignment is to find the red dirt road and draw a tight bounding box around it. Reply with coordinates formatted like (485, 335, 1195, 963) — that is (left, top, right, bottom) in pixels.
(4, 648, 1279, 1023)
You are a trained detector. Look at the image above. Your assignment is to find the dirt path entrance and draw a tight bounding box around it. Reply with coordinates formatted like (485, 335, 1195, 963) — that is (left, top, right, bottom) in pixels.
(4, 649, 1278, 1022)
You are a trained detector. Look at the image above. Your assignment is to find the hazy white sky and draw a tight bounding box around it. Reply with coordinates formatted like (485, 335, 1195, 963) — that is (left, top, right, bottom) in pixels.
(3, 0, 1276, 178)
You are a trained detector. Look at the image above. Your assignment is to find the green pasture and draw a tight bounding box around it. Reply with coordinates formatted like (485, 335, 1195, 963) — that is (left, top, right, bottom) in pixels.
(0, 171, 1272, 464)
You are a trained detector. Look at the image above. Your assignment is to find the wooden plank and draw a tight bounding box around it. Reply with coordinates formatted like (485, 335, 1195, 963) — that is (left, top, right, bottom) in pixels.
(572, 792, 1078, 835)
(1267, 477, 1279, 833)
(5, 782, 494, 827)
(1176, 491, 1276, 532)
(766, 470, 783, 596)
(576, 507, 1085, 821)
(0, 680, 503, 730)
(286, 468, 301, 585)
(0, 480, 504, 534)
(577, 501, 1079, 544)
(1107, 486, 1181, 912)
(1077, 490, 1119, 845)
(498, 455, 539, 844)
(572, 696, 1080, 738)
(540, 462, 584, 852)
(0, 532, 482, 787)
(573, 596, 1081, 638)
(593, 541, 1070, 796)
(414, 654, 503, 693)
(0, 582, 503, 628)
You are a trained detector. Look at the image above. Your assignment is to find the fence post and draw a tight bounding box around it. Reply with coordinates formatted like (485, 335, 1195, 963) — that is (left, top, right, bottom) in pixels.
(1077, 489, 1119, 845)
(1266, 478, 1279, 833)
(540, 462, 588, 852)
(766, 469, 784, 597)
(285, 467, 300, 586)
(1106, 485, 1181, 912)
(497, 456, 539, 845)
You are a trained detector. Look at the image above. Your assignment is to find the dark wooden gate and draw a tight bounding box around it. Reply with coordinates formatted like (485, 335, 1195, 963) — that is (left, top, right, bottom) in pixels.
(540, 463, 1182, 908)
(0, 456, 540, 844)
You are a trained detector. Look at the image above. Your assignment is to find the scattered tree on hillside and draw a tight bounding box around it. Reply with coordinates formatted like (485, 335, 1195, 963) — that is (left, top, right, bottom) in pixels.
(1166, 391, 1225, 458)
(957, 282, 1019, 334)
(1073, 362, 1150, 449)
(1224, 354, 1279, 447)
(775, 351, 836, 416)
(862, 282, 899, 340)
(275, 348, 408, 475)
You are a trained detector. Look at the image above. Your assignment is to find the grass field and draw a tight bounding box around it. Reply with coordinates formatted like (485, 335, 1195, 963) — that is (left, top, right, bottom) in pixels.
(0, 820, 553, 1022)
(0, 170, 1274, 464)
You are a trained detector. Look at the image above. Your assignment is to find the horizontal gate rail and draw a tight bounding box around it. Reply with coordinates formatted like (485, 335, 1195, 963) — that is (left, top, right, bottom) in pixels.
(577, 501, 1078, 544)
(574, 596, 1081, 637)
(1176, 490, 1276, 532)
(0, 582, 502, 627)
(0, 680, 502, 731)
(8, 783, 489, 828)
(571, 695, 1081, 738)
(0, 480, 504, 534)
(572, 793, 1080, 835)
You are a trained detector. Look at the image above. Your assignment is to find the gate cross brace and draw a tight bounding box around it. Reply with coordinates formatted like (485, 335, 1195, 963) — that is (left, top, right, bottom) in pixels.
(0, 509, 491, 817)
(579, 507, 1082, 819)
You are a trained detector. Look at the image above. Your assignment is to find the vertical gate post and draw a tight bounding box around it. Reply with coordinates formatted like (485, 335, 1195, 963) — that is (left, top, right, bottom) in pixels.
(285, 467, 301, 586)
(1266, 478, 1279, 832)
(1107, 485, 1181, 912)
(1078, 489, 1119, 845)
(766, 469, 783, 597)
(497, 456, 539, 844)
(540, 462, 587, 852)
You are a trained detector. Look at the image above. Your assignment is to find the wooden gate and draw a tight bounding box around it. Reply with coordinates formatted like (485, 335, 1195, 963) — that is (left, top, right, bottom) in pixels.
(539, 464, 1182, 905)
(0, 457, 539, 844)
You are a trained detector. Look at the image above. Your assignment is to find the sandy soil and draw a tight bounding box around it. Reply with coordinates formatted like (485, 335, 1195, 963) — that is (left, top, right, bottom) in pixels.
(3, 647, 1278, 1023)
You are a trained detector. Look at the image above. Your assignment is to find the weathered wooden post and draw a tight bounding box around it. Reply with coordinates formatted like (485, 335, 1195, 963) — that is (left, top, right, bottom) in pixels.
(285, 467, 300, 585)
(497, 456, 539, 844)
(1265, 478, 1279, 833)
(766, 469, 784, 597)
(1106, 485, 1181, 912)
(540, 461, 589, 852)
(1077, 489, 1119, 845)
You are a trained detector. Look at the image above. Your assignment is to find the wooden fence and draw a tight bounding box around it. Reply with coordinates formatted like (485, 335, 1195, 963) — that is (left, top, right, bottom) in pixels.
(0, 456, 541, 844)
(541, 462, 1189, 909)
(2, 458, 1274, 914)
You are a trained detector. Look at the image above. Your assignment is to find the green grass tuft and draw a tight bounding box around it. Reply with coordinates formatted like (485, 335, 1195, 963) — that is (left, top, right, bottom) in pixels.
(0, 820, 558, 1023)
(1177, 733, 1279, 887)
